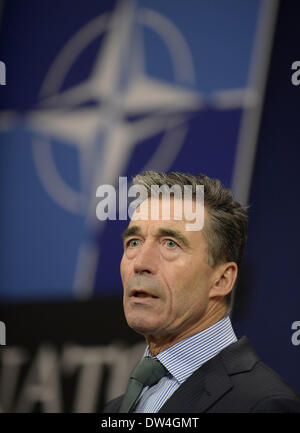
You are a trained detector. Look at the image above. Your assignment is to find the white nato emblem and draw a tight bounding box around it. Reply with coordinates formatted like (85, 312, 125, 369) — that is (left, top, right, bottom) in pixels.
(28, 0, 202, 216)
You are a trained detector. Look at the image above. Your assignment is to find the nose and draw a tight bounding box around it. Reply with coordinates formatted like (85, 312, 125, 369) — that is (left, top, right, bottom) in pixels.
(133, 240, 159, 275)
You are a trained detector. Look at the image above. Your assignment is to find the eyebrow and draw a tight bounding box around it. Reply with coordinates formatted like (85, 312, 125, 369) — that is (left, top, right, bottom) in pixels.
(121, 225, 191, 248)
(122, 225, 141, 241)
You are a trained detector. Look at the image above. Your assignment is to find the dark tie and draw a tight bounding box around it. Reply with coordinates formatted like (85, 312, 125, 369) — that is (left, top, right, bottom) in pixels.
(119, 356, 167, 413)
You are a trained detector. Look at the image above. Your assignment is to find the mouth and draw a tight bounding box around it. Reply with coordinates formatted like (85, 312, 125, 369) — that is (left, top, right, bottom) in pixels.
(130, 289, 158, 299)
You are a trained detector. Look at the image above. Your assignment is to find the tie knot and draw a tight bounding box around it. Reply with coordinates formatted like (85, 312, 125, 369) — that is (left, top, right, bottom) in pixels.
(131, 356, 167, 387)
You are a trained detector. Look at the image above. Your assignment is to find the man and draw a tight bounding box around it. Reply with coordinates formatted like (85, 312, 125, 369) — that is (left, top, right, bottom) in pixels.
(104, 171, 300, 413)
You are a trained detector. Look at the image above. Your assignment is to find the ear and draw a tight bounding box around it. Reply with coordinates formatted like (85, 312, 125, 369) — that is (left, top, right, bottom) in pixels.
(209, 262, 238, 299)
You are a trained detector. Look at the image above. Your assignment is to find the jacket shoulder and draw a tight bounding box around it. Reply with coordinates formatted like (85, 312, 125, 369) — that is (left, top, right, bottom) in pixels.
(102, 395, 123, 413)
(212, 336, 300, 412)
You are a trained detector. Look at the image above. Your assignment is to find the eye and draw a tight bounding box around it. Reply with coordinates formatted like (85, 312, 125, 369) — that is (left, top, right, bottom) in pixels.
(126, 239, 141, 248)
(164, 239, 178, 249)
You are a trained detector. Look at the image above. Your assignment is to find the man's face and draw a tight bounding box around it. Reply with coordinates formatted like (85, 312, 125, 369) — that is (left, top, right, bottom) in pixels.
(121, 197, 219, 342)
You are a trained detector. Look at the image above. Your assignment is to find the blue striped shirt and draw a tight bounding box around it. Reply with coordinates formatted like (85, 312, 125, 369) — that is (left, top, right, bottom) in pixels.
(134, 315, 237, 413)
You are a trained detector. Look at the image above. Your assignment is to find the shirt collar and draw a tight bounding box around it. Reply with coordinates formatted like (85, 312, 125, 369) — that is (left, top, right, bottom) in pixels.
(143, 315, 237, 384)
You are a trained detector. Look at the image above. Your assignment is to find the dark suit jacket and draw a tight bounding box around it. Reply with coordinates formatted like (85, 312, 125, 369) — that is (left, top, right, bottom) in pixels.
(103, 336, 300, 413)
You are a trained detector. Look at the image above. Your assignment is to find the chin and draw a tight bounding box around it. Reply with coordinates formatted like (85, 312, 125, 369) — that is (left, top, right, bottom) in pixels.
(126, 315, 159, 336)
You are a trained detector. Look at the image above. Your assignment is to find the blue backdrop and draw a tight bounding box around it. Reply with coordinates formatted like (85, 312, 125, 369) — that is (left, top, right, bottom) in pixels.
(0, 0, 262, 300)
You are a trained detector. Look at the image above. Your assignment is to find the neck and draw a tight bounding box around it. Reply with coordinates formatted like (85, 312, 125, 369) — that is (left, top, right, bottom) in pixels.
(146, 298, 228, 357)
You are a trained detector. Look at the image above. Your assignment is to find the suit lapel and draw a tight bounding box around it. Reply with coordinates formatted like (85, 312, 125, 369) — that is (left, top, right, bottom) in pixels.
(158, 336, 258, 413)
(159, 355, 233, 413)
